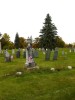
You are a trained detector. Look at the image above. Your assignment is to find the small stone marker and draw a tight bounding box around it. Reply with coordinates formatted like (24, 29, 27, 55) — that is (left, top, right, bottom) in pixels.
(23, 50, 26, 58)
(53, 47, 58, 60)
(16, 49, 20, 58)
(62, 51, 64, 56)
(45, 49, 51, 61)
(11, 55, 13, 61)
(33, 50, 39, 58)
(43, 51, 45, 55)
(69, 49, 71, 52)
(12, 49, 15, 55)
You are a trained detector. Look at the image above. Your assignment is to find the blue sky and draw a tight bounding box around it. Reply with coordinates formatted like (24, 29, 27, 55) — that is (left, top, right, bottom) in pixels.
(0, 0, 75, 43)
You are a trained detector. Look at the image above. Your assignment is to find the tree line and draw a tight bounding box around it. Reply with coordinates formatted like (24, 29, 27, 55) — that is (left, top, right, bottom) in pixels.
(0, 13, 72, 49)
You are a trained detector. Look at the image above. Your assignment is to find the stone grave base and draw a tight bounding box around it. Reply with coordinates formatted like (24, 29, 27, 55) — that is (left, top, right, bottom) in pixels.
(26, 66, 39, 70)
(5, 56, 11, 62)
(25, 62, 39, 70)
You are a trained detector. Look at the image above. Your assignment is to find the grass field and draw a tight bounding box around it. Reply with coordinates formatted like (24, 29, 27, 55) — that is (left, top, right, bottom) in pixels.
(0, 48, 75, 100)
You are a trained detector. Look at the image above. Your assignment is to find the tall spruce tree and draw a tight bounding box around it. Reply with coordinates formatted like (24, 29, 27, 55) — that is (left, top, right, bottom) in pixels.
(14, 32, 20, 49)
(39, 13, 57, 50)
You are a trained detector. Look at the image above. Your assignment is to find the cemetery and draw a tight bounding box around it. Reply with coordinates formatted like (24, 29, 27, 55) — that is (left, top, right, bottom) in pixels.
(0, 47, 75, 100)
(0, 12, 75, 100)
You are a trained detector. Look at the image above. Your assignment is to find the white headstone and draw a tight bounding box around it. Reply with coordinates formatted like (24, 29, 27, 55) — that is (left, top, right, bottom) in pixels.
(11, 55, 13, 60)
(69, 49, 71, 52)
(43, 52, 45, 55)
(25, 49, 29, 66)
(39, 48, 41, 51)
(12, 49, 15, 54)
(5, 51, 10, 57)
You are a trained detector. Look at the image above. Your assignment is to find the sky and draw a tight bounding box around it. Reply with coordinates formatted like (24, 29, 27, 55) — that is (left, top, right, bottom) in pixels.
(0, 0, 75, 43)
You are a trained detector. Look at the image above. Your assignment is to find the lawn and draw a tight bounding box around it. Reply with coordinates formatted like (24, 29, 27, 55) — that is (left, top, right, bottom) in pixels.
(0, 48, 75, 100)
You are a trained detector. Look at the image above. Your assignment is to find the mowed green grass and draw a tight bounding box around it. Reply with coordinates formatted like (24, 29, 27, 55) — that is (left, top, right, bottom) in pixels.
(0, 48, 75, 100)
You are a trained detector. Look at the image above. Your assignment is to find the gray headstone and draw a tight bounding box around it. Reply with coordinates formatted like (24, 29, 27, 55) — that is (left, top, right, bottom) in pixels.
(33, 50, 38, 58)
(45, 49, 51, 61)
(5, 50, 11, 62)
(53, 48, 58, 60)
(12, 49, 15, 55)
(69, 49, 71, 52)
(16, 50, 20, 58)
(62, 51, 64, 56)
(71, 47, 74, 52)
(23, 51, 26, 58)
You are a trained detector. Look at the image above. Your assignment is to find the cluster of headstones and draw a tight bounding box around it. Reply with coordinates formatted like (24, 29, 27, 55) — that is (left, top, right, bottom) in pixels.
(69, 47, 75, 53)
(40, 47, 58, 61)
(61, 47, 75, 60)
(4, 49, 14, 62)
(1, 47, 59, 62)
(3, 48, 39, 62)
(23, 48, 39, 59)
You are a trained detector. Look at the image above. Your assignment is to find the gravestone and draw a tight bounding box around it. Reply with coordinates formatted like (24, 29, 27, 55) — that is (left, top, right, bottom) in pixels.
(25, 36, 36, 68)
(16, 49, 20, 58)
(5, 50, 11, 62)
(39, 48, 41, 51)
(69, 49, 71, 53)
(53, 47, 58, 60)
(71, 48, 74, 52)
(23, 50, 26, 58)
(25, 44, 36, 67)
(42, 48, 45, 52)
(11, 55, 13, 61)
(45, 49, 51, 61)
(62, 51, 64, 56)
(32, 48, 35, 58)
(43, 51, 45, 55)
(22, 49, 25, 52)
(62, 50, 67, 60)
(12, 49, 15, 55)
(33, 50, 38, 58)
(42, 48, 45, 55)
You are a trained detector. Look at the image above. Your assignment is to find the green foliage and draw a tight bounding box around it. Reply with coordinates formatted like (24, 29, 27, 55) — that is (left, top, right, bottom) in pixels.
(14, 32, 20, 49)
(3, 33, 10, 41)
(8, 42, 15, 49)
(67, 43, 73, 48)
(1, 33, 11, 49)
(19, 37, 27, 48)
(56, 36, 65, 47)
(39, 13, 57, 50)
(32, 37, 40, 48)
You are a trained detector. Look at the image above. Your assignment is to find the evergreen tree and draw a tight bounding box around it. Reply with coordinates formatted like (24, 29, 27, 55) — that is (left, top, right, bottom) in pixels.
(14, 32, 20, 49)
(39, 13, 57, 50)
